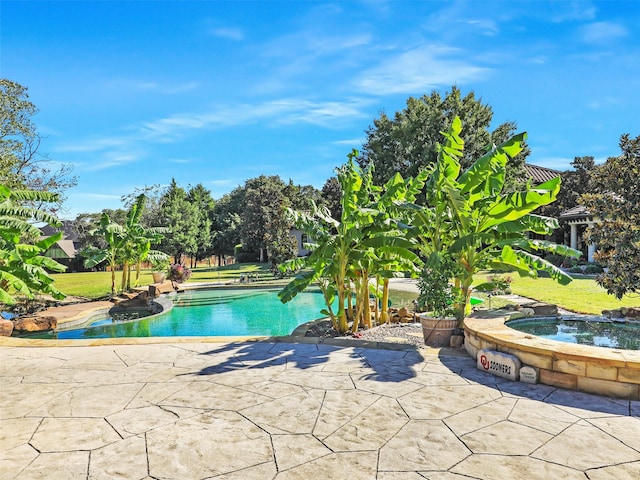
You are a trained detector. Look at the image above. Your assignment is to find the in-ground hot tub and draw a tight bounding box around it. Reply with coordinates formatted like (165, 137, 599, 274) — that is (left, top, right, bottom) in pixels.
(463, 310, 640, 400)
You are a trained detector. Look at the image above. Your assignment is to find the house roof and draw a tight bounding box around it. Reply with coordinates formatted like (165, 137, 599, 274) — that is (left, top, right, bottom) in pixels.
(559, 205, 591, 219)
(524, 164, 561, 184)
(40, 220, 79, 241)
(40, 222, 79, 259)
(54, 239, 77, 258)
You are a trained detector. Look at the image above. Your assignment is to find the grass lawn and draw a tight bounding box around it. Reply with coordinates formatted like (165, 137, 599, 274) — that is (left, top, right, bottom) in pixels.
(482, 272, 640, 314)
(51, 263, 280, 299)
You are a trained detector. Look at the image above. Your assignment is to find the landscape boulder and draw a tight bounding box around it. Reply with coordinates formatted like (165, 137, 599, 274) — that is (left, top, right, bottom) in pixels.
(0, 319, 14, 336)
(620, 307, 640, 319)
(527, 302, 558, 316)
(13, 316, 57, 332)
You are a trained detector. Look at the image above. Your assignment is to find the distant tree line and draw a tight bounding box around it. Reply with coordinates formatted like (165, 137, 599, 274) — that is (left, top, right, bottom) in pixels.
(71, 175, 342, 272)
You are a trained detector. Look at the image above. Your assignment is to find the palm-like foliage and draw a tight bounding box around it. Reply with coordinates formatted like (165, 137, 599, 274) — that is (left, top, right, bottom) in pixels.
(81, 194, 168, 296)
(279, 152, 420, 333)
(0, 185, 66, 305)
(406, 117, 581, 322)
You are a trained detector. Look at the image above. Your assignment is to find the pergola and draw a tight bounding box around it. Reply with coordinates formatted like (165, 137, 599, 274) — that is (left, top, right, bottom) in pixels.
(559, 205, 598, 262)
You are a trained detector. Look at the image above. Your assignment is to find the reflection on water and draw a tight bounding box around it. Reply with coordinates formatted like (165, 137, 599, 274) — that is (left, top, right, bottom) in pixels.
(507, 316, 640, 350)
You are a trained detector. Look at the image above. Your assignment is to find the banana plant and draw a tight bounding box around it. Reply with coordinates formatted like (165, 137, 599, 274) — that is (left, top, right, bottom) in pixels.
(0, 185, 66, 305)
(406, 117, 581, 323)
(81, 213, 126, 296)
(279, 152, 421, 334)
(82, 195, 168, 295)
(121, 195, 169, 289)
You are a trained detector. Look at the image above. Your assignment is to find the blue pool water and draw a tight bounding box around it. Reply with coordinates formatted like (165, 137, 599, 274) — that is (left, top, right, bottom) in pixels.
(39, 288, 331, 339)
(506, 315, 640, 350)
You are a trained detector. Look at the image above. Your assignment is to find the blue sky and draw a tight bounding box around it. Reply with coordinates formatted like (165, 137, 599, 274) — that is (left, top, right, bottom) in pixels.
(2, 1, 639, 219)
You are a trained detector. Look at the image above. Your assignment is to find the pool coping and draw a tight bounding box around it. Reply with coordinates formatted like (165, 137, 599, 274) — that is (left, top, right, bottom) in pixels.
(464, 310, 640, 400)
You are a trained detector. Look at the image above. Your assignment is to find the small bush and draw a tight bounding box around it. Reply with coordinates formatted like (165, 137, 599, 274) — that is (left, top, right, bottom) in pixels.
(568, 265, 584, 274)
(544, 254, 565, 267)
(584, 264, 604, 274)
(236, 251, 260, 263)
(168, 263, 192, 283)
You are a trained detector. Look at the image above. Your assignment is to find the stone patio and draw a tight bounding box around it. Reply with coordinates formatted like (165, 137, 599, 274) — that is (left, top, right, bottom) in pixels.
(1, 340, 640, 479)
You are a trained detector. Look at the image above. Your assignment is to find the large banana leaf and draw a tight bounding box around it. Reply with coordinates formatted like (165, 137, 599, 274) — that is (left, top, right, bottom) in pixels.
(491, 245, 574, 285)
(278, 269, 319, 303)
(458, 133, 527, 199)
(479, 177, 561, 230)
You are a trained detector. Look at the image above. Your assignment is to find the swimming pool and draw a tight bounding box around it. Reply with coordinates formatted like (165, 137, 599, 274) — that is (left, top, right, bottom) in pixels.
(41, 288, 331, 339)
(506, 315, 640, 350)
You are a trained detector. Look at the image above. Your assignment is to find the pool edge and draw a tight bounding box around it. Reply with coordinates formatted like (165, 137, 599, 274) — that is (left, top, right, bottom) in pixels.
(464, 310, 640, 400)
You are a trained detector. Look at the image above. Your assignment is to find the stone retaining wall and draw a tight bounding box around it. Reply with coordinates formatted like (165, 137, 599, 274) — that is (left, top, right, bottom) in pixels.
(464, 311, 640, 400)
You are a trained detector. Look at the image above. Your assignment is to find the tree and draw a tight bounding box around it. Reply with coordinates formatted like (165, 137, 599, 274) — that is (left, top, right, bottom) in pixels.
(582, 134, 640, 298)
(242, 175, 291, 263)
(538, 156, 596, 220)
(121, 185, 166, 229)
(72, 208, 127, 252)
(212, 186, 245, 265)
(358, 86, 528, 193)
(0, 185, 66, 305)
(320, 176, 342, 221)
(283, 180, 322, 211)
(81, 195, 167, 294)
(406, 117, 580, 322)
(120, 194, 168, 288)
(279, 151, 420, 333)
(80, 213, 126, 296)
(264, 211, 298, 277)
(187, 184, 215, 267)
(0, 79, 76, 212)
(160, 179, 199, 264)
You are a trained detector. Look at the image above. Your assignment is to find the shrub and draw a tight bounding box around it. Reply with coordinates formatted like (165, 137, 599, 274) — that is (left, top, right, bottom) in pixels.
(475, 274, 513, 294)
(487, 274, 513, 294)
(584, 264, 604, 274)
(168, 263, 192, 283)
(417, 254, 462, 317)
(568, 265, 584, 274)
(236, 251, 260, 263)
(544, 254, 565, 267)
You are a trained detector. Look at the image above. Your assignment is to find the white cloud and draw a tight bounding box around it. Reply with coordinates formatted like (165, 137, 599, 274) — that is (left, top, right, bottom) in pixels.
(581, 21, 627, 44)
(140, 97, 371, 141)
(53, 97, 372, 172)
(87, 153, 141, 171)
(71, 192, 122, 201)
(355, 45, 488, 95)
(102, 79, 199, 95)
(465, 19, 499, 36)
(56, 137, 129, 153)
(530, 156, 574, 170)
(332, 138, 365, 146)
(209, 27, 244, 41)
(586, 96, 621, 110)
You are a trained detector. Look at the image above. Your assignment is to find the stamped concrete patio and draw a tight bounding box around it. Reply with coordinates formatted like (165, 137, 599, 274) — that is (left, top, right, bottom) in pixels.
(2, 340, 640, 479)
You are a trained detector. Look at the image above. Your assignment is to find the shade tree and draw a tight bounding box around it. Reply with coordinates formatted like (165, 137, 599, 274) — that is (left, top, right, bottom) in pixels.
(357, 86, 529, 193)
(0, 79, 76, 213)
(582, 133, 640, 298)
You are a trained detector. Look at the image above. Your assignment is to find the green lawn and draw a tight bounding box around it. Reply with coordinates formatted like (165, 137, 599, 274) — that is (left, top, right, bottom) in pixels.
(481, 272, 639, 314)
(51, 263, 280, 299)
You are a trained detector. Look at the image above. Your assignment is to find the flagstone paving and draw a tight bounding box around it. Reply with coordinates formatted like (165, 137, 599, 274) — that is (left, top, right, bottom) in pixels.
(1, 341, 640, 479)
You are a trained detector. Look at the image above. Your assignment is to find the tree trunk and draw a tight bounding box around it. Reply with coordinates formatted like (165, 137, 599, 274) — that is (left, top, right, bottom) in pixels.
(110, 263, 116, 297)
(381, 278, 390, 323)
(363, 278, 372, 329)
